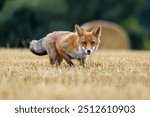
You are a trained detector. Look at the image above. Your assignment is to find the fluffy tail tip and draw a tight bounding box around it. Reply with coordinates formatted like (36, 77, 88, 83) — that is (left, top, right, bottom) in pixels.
(29, 40, 38, 50)
(29, 40, 47, 56)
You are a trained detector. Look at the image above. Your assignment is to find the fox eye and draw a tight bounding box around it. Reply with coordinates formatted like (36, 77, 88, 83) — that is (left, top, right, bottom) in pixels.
(81, 41, 87, 45)
(91, 41, 96, 45)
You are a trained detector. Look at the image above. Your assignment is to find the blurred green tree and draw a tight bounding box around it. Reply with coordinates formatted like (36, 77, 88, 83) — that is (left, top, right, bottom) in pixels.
(0, 0, 4, 10)
(0, 0, 68, 47)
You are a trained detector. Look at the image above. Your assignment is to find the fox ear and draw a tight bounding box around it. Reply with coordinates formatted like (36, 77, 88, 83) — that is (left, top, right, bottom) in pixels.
(92, 25, 102, 37)
(75, 24, 85, 36)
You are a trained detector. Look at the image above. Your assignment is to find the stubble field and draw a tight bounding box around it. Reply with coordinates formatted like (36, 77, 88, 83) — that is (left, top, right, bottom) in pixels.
(0, 48, 150, 99)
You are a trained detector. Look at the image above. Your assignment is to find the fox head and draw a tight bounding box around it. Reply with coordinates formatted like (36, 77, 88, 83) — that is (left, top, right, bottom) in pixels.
(75, 24, 102, 55)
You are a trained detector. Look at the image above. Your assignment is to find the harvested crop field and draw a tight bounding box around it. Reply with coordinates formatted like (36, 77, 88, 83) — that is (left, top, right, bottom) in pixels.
(0, 49, 150, 99)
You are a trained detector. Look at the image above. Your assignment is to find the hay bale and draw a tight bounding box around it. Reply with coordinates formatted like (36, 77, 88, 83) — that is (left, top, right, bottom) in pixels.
(81, 20, 131, 49)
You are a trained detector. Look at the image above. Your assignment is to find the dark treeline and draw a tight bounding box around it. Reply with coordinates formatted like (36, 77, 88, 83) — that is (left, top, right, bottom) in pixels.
(0, 0, 150, 49)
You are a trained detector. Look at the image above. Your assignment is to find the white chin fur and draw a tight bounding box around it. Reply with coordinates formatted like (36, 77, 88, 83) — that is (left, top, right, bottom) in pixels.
(82, 47, 95, 54)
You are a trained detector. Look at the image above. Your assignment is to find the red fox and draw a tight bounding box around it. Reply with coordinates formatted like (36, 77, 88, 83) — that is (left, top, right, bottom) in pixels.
(29, 25, 102, 67)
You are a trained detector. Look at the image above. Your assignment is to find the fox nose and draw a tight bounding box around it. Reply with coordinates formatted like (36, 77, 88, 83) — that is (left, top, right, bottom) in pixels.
(87, 50, 91, 54)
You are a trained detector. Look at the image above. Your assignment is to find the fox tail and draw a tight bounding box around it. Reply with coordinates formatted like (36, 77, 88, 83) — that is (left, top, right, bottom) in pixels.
(29, 38, 47, 56)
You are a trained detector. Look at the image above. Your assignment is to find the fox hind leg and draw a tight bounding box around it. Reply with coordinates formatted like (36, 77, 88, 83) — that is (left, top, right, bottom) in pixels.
(61, 53, 73, 67)
(46, 44, 59, 66)
(55, 56, 63, 66)
(49, 55, 55, 65)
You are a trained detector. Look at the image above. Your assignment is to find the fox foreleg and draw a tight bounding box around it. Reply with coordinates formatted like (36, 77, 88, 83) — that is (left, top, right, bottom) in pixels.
(79, 56, 89, 67)
(79, 58, 85, 67)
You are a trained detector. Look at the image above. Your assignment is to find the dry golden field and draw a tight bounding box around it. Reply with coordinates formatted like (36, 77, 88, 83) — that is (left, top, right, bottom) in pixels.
(0, 48, 150, 99)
